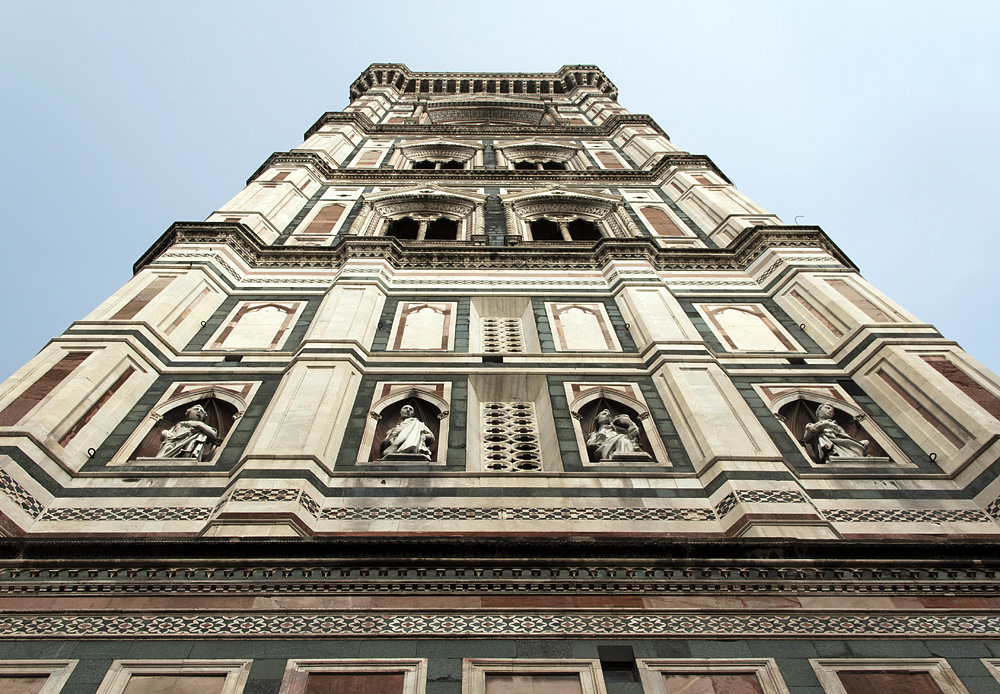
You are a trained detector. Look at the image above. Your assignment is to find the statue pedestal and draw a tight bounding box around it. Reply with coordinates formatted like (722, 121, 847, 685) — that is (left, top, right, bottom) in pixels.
(379, 453, 432, 462)
(607, 453, 653, 463)
(814, 456, 893, 467)
(128, 456, 211, 467)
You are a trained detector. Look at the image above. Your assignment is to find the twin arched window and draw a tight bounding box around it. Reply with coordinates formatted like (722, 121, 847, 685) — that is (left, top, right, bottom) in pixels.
(528, 218, 602, 242)
(412, 159, 464, 170)
(385, 216, 460, 241)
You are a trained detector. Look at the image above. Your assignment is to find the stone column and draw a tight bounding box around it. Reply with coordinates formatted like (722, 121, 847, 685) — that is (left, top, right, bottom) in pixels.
(474, 203, 486, 237)
(346, 201, 372, 236)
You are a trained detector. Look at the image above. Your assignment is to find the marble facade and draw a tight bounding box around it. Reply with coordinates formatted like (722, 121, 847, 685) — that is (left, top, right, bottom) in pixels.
(1, 64, 1000, 694)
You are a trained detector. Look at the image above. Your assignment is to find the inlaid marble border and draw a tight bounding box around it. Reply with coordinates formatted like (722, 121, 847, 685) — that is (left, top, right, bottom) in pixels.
(0, 612, 998, 638)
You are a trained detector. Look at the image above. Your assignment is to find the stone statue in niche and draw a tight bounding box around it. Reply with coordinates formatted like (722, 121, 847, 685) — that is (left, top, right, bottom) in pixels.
(586, 408, 650, 462)
(380, 404, 436, 461)
(803, 403, 871, 464)
(155, 404, 218, 461)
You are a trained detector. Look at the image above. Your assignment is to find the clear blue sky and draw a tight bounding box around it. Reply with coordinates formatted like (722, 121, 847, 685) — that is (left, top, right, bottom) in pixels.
(1, 1, 998, 379)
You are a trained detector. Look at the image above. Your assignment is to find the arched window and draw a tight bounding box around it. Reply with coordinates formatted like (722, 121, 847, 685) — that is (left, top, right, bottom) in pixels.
(411, 159, 464, 170)
(424, 218, 459, 240)
(385, 216, 459, 241)
(529, 219, 562, 241)
(568, 218, 601, 240)
(513, 160, 567, 171)
(385, 217, 419, 240)
(528, 217, 603, 242)
(358, 184, 487, 242)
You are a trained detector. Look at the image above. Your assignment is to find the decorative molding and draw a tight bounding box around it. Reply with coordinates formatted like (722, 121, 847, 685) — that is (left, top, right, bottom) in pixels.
(823, 508, 993, 523)
(1, 611, 998, 638)
(320, 506, 716, 522)
(248, 149, 729, 186)
(40, 506, 213, 522)
(714, 490, 807, 518)
(0, 469, 44, 519)
(137, 223, 855, 277)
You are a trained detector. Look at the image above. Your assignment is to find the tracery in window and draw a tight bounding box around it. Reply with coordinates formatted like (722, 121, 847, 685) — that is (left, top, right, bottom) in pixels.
(501, 186, 635, 243)
(482, 401, 542, 472)
(352, 184, 488, 242)
(496, 140, 580, 170)
(396, 139, 480, 169)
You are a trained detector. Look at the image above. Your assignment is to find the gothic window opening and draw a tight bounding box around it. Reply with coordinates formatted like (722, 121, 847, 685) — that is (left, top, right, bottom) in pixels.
(528, 217, 603, 242)
(513, 160, 567, 171)
(568, 218, 601, 240)
(423, 218, 459, 240)
(777, 398, 887, 464)
(411, 160, 464, 170)
(385, 217, 420, 240)
(482, 402, 542, 472)
(529, 218, 563, 241)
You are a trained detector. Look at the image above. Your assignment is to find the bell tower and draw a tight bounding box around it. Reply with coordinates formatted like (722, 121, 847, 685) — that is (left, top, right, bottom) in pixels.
(1, 63, 1000, 694)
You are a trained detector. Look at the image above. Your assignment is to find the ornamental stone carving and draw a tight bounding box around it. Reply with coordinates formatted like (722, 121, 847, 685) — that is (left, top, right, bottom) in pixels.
(155, 404, 218, 461)
(803, 403, 871, 464)
(586, 408, 651, 462)
(380, 404, 436, 461)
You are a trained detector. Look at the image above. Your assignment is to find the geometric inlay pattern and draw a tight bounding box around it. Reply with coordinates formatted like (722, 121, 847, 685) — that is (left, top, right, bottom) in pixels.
(823, 508, 993, 523)
(230, 488, 300, 502)
(299, 492, 321, 517)
(0, 612, 998, 638)
(714, 489, 806, 518)
(482, 402, 542, 472)
(986, 494, 1000, 521)
(40, 506, 213, 522)
(0, 468, 44, 518)
(481, 318, 525, 353)
(320, 507, 716, 521)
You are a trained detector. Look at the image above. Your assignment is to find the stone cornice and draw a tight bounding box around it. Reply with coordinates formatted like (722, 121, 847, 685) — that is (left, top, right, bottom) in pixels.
(2, 537, 999, 565)
(302, 111, 667, 143)
(350, 63, 618, 102)
(134, 223, 855, 275)
(248, 149, 730, 186)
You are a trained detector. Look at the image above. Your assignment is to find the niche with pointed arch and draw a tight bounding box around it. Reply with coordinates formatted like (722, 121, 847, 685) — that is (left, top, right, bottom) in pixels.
(117, 386, 248, 466)
(357, 384, 451, 466)
(566, 384, 671, 467)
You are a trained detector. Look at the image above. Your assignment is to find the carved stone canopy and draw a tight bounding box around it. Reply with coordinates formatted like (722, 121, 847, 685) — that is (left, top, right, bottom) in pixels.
(496, 139, 579, 164)
(425, 96, 547, 125)
(397, 139, 481, 163)
(501, 185, 621, 221)
(363, 184, 488, 221)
